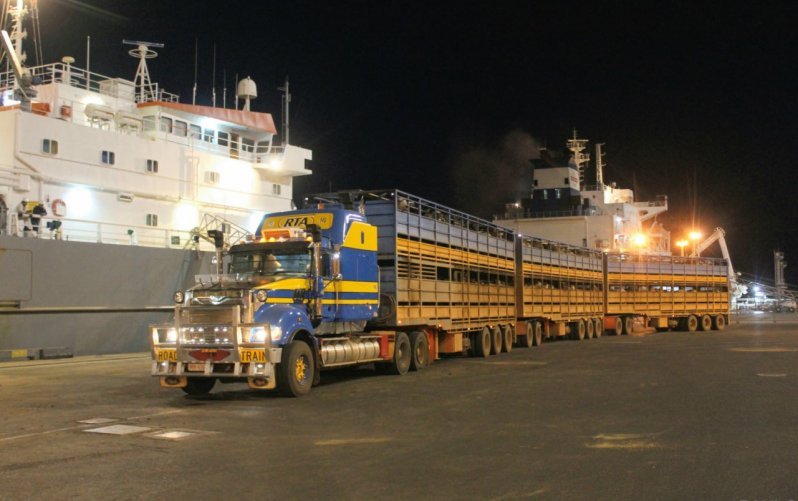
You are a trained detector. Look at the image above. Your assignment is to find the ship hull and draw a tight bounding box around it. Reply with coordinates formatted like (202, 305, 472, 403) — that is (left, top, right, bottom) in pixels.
(0, 235, 212, 355)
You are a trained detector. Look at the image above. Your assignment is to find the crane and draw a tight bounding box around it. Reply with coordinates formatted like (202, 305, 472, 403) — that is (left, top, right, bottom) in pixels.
(691, 227, 746, 297)
(0, 29, 37, 109)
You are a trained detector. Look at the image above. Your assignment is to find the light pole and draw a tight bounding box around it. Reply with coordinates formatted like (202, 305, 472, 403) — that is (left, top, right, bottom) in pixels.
(676, 239, 688, 257)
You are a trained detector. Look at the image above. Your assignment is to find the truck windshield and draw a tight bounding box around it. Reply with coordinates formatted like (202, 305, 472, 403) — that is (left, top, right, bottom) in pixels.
(229, 249, 310, 277)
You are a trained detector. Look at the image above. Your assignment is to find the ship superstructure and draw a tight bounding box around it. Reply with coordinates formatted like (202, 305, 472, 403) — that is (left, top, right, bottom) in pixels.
(494, 131, 669, 254)
(0, 1, 312, 248)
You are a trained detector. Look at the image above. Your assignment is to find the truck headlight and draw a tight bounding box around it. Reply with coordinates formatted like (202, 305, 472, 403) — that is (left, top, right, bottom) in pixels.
(152, 327, 178, 344)
(248, 326, 267, 343)
(174, 291, 184, 303)
(242, 325, 282, 343)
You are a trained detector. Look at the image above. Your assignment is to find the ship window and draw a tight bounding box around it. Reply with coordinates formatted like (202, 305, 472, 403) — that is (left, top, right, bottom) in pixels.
(218, 131, 229, 147)
(189, 124, 201, 140)
(159, 117, 172, 133)
(146, 214, 158, 227)
(554, 189, 561, 199)
(242, 137, 255, 153)
(42, 139, 58, 155)
(147, 159, 159, 173)
(564, 177, 569, 184)
(542, 190, 548, 200)
(101, 150, 115, 165)
(272, 184, 281, 195)
(142, 116, 157, 131)
(174, 120, 187, 137)
(203, 129, 215, 143)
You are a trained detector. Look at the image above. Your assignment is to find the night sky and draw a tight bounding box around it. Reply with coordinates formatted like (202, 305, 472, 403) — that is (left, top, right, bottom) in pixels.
(33, 1, 798, 285)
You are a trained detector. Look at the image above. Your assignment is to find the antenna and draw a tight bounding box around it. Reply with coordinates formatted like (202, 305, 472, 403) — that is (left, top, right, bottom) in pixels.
(192, 37, 198, 105)
(211, 43, 216, 107)
(222, 68, 226, 109)
(234, 72, 238, 110)
(595, 143, 605, 188)
(123, 39, 164, 102)
(278, 76, 291, 146)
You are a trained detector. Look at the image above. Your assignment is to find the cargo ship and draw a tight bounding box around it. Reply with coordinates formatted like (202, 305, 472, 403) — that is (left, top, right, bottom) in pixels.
(0, 0, 312, 357)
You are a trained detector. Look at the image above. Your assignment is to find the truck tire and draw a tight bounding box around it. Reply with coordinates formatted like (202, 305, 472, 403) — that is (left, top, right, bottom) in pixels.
(586, 318, 595, 339)
(613, 317, 623, 336)
(593, 318, 603, 338)
(409, 331, 429, 371)
(622, 316, 634, 336)
(387, 332, 412, 375)
(474, 327, 491, 358)
(521, 321, 534, 348)
(533, 321, 543, 346)
(574, 320, 586, 341)
(700, 314, 713, 331)
(182, 378, 215, 396)
(501, 325, 513, 353)
(713, 315, 726, 331)
(686, 315, 699, 333)
(490, 326, 502, 355)
(277, 341, 314, 397)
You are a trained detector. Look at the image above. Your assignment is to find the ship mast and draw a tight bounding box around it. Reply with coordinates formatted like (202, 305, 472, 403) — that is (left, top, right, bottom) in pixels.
(566, 128, 590, 189)
(123, 39, 163, 102)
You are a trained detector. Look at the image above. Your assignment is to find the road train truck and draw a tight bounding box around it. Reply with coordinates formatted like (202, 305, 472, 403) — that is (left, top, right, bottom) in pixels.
(151, 190, 527, 397)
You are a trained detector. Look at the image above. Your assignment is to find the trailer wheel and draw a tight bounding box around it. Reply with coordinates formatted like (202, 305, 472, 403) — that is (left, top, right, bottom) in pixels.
(409, 331, 430, 371)
(533, 322, 543, 346)
(586, 318, 595, 339)
(521, 321, 534, 348)
(579, 320, 588, 341)
(622, 316, 634, 336)
(713, 315, 726, 331)
(593, 318, 603, 338)
(501, 325, 513, 353)
(686, 315, 699, 333)
(699, 314, 713, 331)
(277, 341, 315, 397)
(613, 317, 623, 336)
(490, 326, 502, 355)
(182, 378, 216, 396)
(474, 327, 491, 358)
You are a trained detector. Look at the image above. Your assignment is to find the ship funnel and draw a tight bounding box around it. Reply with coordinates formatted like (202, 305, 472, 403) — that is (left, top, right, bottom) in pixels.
(237, 76, 257, 111)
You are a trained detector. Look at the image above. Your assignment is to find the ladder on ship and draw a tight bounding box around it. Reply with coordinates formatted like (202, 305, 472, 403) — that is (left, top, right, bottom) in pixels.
(186, 213, 250, 250)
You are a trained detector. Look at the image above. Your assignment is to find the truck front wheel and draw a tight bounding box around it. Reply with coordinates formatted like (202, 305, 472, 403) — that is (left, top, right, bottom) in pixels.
(277, 341, 315, 397)
(182, 378, 216, 396)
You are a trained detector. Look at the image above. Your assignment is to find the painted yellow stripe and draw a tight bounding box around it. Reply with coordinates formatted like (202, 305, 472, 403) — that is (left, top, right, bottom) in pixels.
(259, 278, 310, 290)
(261, 280, 378, 293)
(607, 273, 728, 283)
(325, 281, 379, 293)
(397, 238, 514, 271)
(265, 298, 379, 305)
(522, 262, 602, 279)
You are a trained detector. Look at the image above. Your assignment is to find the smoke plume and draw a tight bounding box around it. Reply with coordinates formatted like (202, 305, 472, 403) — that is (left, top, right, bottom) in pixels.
(450, 129, 542, 219)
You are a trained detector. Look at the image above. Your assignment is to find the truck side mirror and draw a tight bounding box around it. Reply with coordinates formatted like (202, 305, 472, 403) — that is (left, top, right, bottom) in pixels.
(306, 224, 322, 243)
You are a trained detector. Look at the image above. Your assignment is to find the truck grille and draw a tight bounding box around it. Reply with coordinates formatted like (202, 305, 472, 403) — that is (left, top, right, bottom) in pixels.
(179, 307, 238, 326)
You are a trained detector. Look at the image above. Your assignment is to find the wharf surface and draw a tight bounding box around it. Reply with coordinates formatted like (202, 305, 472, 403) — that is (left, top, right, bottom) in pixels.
(1, 316, 797, 499)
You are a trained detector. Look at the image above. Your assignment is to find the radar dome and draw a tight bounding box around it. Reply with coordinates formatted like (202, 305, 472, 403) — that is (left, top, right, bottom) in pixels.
(237, 77, 257, 99)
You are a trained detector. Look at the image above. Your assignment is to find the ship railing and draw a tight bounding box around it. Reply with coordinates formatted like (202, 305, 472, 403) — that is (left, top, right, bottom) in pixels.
(0, 62, 179, 103)
(10, 215, 220, 251)
(494, 207, 605, 220)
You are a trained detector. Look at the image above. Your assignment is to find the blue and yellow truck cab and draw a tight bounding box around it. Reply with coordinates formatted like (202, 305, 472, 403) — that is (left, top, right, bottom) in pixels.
(150, 202, 412, 397)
